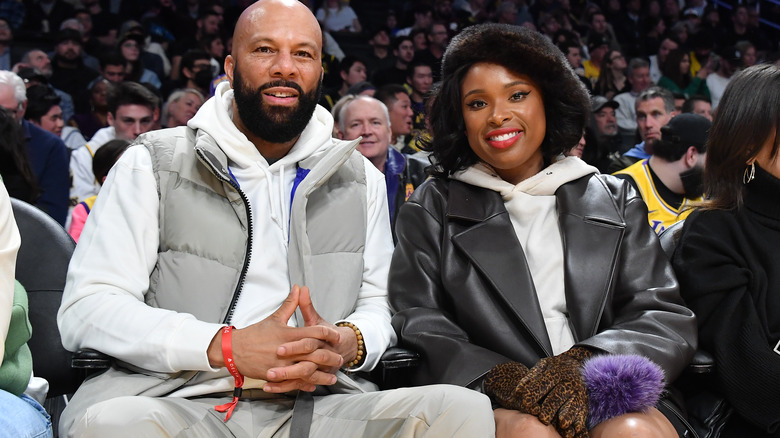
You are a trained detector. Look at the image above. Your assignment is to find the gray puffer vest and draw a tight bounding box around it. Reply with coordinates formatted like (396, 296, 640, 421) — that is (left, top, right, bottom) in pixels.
(140, 126, 368, 326)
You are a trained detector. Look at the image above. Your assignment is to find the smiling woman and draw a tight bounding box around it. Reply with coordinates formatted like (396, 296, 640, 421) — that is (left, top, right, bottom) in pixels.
(389, 23, 698, 438)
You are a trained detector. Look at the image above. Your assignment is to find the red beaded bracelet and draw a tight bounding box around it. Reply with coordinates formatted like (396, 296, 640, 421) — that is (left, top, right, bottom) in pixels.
(214, 326, 244, 422)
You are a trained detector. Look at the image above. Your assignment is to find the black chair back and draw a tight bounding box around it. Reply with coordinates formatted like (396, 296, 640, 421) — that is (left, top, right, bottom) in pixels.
(11, 198, 81, 397)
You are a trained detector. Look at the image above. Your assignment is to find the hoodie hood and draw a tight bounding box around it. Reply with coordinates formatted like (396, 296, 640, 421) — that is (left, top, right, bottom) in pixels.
(452, 156, 598, 200)
(188, 81, 337, 172)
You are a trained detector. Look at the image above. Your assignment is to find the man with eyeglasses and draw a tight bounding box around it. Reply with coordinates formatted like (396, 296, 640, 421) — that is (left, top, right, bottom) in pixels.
(0, 70, 69, 225)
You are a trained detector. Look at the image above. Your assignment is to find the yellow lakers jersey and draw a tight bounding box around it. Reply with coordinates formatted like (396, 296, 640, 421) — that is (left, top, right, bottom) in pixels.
(613, 159, 701, 234)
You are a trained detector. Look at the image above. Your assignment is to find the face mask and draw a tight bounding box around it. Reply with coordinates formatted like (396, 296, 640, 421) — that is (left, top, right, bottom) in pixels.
(679, 164, 704, 198)
(194, 69, 214, 90)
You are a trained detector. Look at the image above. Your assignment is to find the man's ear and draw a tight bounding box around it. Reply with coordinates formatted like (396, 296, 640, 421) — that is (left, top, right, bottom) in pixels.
(685, 146, 699, 168)
(107, 112, 115, 127)
(224, 54, 234, 86)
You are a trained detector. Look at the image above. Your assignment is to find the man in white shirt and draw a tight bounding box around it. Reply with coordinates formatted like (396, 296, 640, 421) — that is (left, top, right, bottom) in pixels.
(57, 1, 493, 437)
(69, 81, 158, 206)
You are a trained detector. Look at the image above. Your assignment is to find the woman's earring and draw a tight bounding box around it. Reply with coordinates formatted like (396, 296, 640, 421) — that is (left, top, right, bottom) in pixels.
(743, 162, 756, 184)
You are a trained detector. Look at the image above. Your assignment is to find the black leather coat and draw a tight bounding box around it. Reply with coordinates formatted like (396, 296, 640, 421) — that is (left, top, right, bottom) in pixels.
(389, 173, 697, 389)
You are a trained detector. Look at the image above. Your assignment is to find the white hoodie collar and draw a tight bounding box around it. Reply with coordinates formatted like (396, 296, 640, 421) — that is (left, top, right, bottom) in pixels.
(452, 156, 599, 199)
(187, 81, 335, 171)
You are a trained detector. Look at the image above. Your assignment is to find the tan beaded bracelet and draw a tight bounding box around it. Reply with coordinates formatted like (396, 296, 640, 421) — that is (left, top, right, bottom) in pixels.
(336, 321, 365, 368)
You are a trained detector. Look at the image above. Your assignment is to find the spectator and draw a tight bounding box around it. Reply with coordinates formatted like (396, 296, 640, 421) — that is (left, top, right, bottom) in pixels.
(57, 1, 494, 436)
(397, 5, 433, 37)
(163, 49, 213, 100)
(68, 139, 130, 242)
(315, 0, 362, 35)
(0, 182, 53, 438)
(614, 113, 710, 234)
(71, 79, 110, 140)
(681, 95, 712, 121)
(320, 56, 366, 111)
(116, 32, 162, 90)
(167, 10, 221, 83)
(586, 95, 622, 172)
(614, 57, 652, 149)
(610, 86, 677, 173)
(593, 49, 628, 99)
(658, 48, 710, 99)
(375, 84, 413, 153)
(688, 30, 717, 78)
(707, 45, 740, 110)
(363, 27, 394, 80)
(612, 0, 642, 58)
(373, 35, 414, 87)
(117, 20, 166, 81)
(585, 9, 620, 54)
(406, 58, 433, 152)
(671, 64, 780, 437)
(21, 0, 74, 36)
(416, 21, 448, 82)
(94, 52, 126, 85)
(583, 34, 609, 86)
(338, 96, 427, 233)
(57, 18, 100, 71)
(649, 37, 679, 84)
(735, 40, 758, 69)
(0, 71, 69, 225)
(70, 81, 159, 206)
(48, 29, 99, 110)
(14, 62, 75, 125)
(161, 88, 204, 128)
(454, 0, 489, 26)
(0, 108, 37, 204)
(199, 33, 225, 76)
(557, 38, 592, 92)
(81, 0, 121, 51)
(641, 15, 667, 58)
(390, 23, 696, 438)
(0, 17, 23, 71)
(409, 27, 427, 53)
(24, 84, 86, 151)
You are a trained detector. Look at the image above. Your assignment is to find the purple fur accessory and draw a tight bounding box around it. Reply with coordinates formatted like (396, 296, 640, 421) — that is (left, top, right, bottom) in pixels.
(581, 355, 666, 429)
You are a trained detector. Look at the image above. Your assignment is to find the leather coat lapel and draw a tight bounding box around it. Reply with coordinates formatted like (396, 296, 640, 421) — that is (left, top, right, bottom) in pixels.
(447, 181, 554, 356)
(557, 176, 625, 340)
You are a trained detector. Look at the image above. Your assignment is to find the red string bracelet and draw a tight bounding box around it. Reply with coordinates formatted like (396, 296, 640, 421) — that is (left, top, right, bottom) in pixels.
(214, 326, 244, 422)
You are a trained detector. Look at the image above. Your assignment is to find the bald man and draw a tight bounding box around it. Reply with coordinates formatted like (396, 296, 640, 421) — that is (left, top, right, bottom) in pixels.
(57, 1, 493, 437)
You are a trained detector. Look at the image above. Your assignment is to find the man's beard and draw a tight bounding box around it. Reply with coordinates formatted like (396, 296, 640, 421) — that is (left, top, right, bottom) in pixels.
(680, 163, 704, 198)
(233, 67, 322, 144)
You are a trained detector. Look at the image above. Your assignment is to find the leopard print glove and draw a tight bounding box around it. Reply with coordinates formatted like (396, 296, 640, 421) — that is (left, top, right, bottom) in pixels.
(517, 346, 593, 438)
(483, 361, 530, 410)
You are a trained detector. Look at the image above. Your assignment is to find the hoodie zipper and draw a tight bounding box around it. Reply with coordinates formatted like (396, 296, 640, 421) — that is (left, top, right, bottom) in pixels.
(195, 148, 253, 326)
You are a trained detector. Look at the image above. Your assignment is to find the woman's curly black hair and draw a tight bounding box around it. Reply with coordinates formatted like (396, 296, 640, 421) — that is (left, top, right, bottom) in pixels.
(423, 23, 590, 176)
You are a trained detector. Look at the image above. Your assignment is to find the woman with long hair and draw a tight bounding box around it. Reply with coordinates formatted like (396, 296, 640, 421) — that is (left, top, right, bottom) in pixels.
(658, 48, 710, 98)
(593, 49, 629, 99)
(672, 64, 780, 437)
(389, 23, 696, 438)
(0, 108, 37, 204)
(117, 33, 161, 90)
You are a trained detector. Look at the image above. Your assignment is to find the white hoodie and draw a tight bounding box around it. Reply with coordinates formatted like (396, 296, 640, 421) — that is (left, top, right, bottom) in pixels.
(452, 157, 598, 354)
(59, 81, 395, 396)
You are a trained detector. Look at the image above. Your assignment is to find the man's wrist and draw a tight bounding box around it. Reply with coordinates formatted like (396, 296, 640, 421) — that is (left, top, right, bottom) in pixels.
(207, 327, 226, 368)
